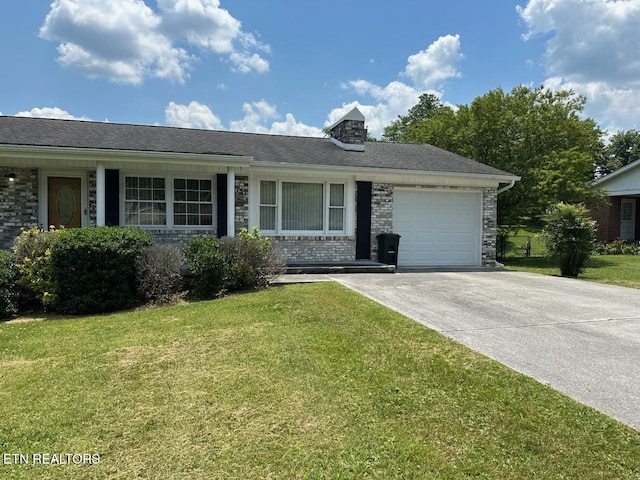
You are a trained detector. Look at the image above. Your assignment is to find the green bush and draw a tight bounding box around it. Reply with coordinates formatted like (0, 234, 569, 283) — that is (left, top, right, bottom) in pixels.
(136, 244, 184, 305)
(12, 226, 60, 309)
(50, 227, 153, 314)
(221, 228, 285, 290)
(593, 239, 640, 255)
(0, 250, 18, 319)
(541, 203, 596, 277)
(185, 229, 285, 299)
(184, 235, 226, 299)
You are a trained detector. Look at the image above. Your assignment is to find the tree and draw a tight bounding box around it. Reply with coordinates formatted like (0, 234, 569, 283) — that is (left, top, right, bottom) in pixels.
(598, 129, 640, 176)
(383, 85, 605, 226)
(382, 93, 452, 142)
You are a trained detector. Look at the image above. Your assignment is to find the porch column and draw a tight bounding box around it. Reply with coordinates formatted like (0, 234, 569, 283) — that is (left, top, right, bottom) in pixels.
(96, 163, 106, 226)
(226, 168, 235, 237)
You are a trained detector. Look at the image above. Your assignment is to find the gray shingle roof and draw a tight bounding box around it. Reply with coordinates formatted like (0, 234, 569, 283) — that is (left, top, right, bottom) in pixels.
(0, 115, 515, 178)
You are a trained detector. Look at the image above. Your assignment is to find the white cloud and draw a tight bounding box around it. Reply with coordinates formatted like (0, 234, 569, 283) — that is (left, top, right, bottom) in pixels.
(518, 0, 640, 131)
(229, 51, 270, 74)
(229, 100, 323, 136)
(165, 101, 223, 129)
(15, 107, 91, 121)
(39, 0, 269, 84)
(334, 35, 464, 138)
(403, 34, 463, 90)
(165, 99, 323, 137)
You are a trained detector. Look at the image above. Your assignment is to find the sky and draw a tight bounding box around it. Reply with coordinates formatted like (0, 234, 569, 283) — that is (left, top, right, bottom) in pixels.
(0, 0, 639, 140)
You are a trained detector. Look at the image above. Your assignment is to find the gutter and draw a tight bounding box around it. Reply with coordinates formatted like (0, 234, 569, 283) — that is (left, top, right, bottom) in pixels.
(496, 179, 516, 194)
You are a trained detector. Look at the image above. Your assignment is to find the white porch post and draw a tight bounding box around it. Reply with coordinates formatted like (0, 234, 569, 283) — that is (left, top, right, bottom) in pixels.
(96, 163, 106, 226)
(226, 168, 235, 237)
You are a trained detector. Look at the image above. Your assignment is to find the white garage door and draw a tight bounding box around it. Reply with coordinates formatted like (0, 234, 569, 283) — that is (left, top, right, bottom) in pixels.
(393, 189, 481, 267)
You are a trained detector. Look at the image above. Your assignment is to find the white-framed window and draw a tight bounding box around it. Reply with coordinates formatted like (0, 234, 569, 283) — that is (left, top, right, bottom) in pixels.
(255, 179, 349, 235)
(123, 174, 215, 228)
(124, 176, 166, 226)
(173, 178, 213, 226)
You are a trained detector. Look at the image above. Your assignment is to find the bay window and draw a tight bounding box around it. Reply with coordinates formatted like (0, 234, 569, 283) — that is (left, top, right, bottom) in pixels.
(257, 180, 348, 234)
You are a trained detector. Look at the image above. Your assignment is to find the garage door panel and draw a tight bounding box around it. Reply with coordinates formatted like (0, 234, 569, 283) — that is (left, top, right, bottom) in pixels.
(393, 190, 480, 267)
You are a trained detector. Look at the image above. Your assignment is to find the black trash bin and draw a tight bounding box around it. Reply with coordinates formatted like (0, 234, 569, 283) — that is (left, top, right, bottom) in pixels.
(376, 233, 401, 266)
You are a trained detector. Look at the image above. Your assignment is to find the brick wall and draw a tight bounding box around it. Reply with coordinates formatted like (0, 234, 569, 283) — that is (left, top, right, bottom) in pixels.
(270, 236, 356, 263)
(370, 183, 394, 260)
(147, 228, 217, 246)
(0, 168, 39, 250)
(235, 176, 249, 234)
(482, 188, 498, 267)
(591, 197, 620, 242)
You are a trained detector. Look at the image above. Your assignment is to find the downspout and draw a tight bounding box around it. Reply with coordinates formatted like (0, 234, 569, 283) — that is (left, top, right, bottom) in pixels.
(497, 179, 516, 194)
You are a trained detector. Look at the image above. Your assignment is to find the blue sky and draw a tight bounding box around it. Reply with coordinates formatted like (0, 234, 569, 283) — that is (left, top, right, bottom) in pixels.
(1, 0, 639, 139)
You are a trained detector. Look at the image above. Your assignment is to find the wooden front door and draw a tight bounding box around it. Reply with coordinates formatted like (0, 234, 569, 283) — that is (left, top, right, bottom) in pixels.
(48, 177, 82, 228)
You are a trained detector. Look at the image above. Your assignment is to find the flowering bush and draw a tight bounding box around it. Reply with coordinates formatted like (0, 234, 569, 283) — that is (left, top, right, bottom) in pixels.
(593, 239, 640, 255)
(541, 203, 596, 277)
(12, 226, 60, 309)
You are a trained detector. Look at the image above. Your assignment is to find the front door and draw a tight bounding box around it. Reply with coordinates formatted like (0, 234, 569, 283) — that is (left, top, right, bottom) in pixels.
(48, 177, 82, 228)
(620, 198, 636, 241)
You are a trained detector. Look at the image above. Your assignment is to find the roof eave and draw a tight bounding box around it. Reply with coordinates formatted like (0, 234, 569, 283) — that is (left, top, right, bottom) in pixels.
(0, 144, 254, 167)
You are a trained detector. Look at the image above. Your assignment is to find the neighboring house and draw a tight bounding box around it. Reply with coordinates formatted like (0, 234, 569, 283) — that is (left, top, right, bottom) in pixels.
(591, 159, 640, 242)
(0, 108, 519, 267)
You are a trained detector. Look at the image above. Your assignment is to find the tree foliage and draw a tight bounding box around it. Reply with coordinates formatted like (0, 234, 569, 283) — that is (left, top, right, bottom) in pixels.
(598, 129, 640, 176)
(382, 93, 452, 142)
(384, 86, 605, 226)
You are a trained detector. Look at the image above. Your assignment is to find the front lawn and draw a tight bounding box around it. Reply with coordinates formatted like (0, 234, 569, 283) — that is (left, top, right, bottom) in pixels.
(1, 283, 639, 479)
(503, 255, 640, 289)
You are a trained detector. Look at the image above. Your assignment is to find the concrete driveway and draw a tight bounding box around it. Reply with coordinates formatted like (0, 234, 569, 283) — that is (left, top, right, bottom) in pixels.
(324, 271, 640, 431)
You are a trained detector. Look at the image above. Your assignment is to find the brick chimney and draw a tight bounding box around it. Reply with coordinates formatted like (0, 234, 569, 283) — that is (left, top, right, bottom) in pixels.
(329, 107, 366, 151)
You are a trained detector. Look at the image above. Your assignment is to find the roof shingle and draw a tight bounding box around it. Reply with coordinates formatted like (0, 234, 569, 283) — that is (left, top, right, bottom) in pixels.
(0, 115, 515, 177)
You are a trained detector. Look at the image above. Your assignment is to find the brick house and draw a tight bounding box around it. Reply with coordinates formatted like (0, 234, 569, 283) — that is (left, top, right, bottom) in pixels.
(0, 108, 519, 267)
(591, 159, 640, 242)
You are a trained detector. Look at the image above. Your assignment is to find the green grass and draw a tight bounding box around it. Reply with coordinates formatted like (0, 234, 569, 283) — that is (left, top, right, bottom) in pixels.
(504, 255, 640, 289)
(1, 283, 639, 479)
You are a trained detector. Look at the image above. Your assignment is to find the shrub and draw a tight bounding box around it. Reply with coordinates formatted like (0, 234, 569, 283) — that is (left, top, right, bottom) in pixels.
(184, 229, 285, 299)
(593, 239, 640, 255)
(12, 226, 60, 309)
(184, 235, 226, 299)
(541, 203, 596, 277)
(50, 227, 153, 314)
(0, 250, 18, 319)
(136, 244, 184, 305)
(220, 227, 285, 291)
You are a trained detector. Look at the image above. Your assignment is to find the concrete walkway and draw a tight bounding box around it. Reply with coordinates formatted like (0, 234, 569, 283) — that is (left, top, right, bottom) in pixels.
(277, 271, 640, 430)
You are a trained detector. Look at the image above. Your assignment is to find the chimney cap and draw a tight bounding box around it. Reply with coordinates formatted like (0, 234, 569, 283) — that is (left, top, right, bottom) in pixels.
(329, 106, 365, 130)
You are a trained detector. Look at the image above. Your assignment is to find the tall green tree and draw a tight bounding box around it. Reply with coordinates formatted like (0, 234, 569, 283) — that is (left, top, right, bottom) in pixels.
(385, 85, 605, 226)
(382, 93, 452, 142)
(598, 129, 640, 176)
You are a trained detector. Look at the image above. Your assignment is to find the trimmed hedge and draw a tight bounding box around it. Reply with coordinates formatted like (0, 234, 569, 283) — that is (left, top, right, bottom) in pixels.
(50, 227, 153, 314)
(184, 235, 226, 299)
